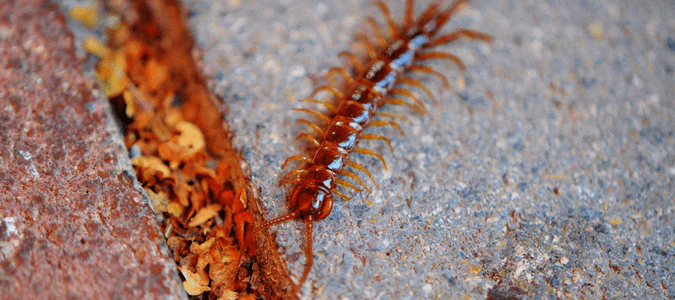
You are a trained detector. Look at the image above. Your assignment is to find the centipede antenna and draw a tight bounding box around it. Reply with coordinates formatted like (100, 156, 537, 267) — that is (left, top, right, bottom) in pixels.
(253, 211, 300, 235)
(294, 218, 314, 295)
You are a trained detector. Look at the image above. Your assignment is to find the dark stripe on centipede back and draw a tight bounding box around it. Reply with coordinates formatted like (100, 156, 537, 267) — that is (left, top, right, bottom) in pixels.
(254, 0, 493, 295)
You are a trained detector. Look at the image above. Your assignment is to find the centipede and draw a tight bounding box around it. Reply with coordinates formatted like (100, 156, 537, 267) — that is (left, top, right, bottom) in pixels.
(254, 0, 492, 294)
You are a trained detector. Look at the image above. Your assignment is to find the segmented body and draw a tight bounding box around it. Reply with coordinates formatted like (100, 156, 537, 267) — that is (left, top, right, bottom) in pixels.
(255, 0, 492, 294)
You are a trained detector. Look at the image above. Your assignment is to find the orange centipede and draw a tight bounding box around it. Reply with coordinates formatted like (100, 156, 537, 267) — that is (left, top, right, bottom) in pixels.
(254, 0, 492, 294)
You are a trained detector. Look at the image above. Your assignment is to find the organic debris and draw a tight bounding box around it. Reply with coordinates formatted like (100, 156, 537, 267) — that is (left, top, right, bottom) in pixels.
(77, 5, 260, 299)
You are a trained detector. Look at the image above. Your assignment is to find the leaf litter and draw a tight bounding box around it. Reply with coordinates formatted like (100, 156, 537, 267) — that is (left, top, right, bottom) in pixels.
(73, 4, 261, 299)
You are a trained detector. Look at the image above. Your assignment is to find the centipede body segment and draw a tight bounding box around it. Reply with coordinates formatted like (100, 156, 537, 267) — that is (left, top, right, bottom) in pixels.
(254, 0, 492, 294)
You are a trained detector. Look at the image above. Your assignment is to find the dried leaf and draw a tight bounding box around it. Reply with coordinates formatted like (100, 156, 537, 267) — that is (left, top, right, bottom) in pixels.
(190, 237, 216, 254)
(82, 36, 108, 57)
(145, 189, 168, 214)
(174, 179, 190, 207)
(188, 204, 222, 227)
(167, 202, 183, 218)
(122, 90, 136, 118)
(95, 59, 127, 97)
(233, 211, 254, 251)
(179, 265, 210, 295)
(144, 57, 169, 92)
(167, 236, 188, 261)
(237, 294, 258, 300)
(69, 6, 98, 28)
(218, 289, 238, 300)
(175, 121, 205, 154)
(131, 156, 170, 177)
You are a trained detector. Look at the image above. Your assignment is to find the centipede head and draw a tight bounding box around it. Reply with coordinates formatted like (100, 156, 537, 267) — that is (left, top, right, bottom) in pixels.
(253, 183, 333, 295)
(289, 183, 334, 220)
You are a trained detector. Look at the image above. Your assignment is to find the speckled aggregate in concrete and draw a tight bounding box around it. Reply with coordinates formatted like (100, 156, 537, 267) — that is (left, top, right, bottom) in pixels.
(185, 0, 674, 298)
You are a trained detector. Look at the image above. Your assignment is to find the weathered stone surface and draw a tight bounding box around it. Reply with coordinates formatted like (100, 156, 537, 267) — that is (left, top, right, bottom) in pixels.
(0, 0, 184, 298)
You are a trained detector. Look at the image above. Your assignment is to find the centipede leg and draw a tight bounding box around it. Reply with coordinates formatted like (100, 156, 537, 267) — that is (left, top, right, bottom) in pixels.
(332, 188, 353, 202)
(416, 51, 466, 71)
(352, 148, 388, 171)
(297, 119, 324, 135)
(293, 108, 333, 123)
(375, 111, 411, 124)
(340, 169, 372, 193)
(336, 178, 363, 193)
(415, 0, 441, 26)
(280, 169, 307, 186)
(346, 160, 380, 189)
(383, 98, 428, 115)
(300, 98, 336, 112)
(360, 133, 394, 152)
(391, 88, 427, 112)
(282, 155, 312, 169)
(365, 17, 387, 47)
(326, 67, 355, 85)
(369, 119, 405, 135)
(426, 29, 494, 48)
(408, 65, 451, 88)
(374, 1, 398, 36)
(296, 132, 321, 148)
(399, 77, 439, 106)
(433, 0, 472, 34)
(404, 0, 415, 28)
(310, 85, 344, 99)
(356, 33, 379, 60)
(338, 51, 364, 74)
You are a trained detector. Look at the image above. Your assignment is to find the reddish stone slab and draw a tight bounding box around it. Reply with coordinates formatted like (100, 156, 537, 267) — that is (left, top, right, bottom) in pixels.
(0, 0, 184, 299)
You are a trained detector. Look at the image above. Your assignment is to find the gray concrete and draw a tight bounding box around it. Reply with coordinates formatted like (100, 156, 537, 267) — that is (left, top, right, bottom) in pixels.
(185, 0, 674, 298)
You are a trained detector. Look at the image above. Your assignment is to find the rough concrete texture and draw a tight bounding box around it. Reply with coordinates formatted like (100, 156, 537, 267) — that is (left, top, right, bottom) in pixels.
(185, 0, 674, 298)
(0, 0, 185, 298)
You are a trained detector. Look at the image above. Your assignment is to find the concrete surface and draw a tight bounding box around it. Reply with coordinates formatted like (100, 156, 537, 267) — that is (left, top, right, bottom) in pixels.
(0, 0, 185, 298)
(185, 0, 674, 299)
